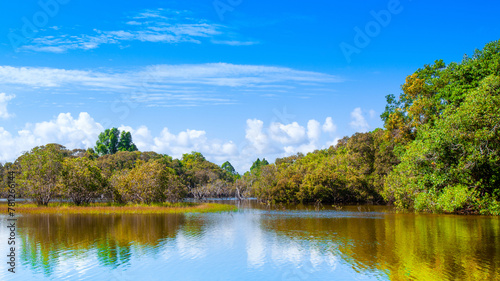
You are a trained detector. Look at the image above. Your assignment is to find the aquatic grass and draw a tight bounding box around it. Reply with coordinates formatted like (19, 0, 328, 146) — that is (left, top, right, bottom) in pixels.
(11, 202, 237, 214)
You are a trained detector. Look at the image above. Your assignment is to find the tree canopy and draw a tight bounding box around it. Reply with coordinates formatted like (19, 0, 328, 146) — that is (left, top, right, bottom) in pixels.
(379, 40, 500, 214)
(95, 128, 138, 156)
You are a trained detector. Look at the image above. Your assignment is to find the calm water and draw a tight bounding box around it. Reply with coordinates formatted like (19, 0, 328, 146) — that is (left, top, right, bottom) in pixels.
(1, 201, 499, 280)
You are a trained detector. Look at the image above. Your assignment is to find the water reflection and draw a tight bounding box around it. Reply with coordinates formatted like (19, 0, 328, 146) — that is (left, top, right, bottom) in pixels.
(18, 214, 185, 275)
(260, 210, 500, 280)
(0, 203, 499, 280)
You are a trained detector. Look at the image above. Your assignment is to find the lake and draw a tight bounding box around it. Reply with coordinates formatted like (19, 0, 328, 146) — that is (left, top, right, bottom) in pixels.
(1, 200, 499, 280)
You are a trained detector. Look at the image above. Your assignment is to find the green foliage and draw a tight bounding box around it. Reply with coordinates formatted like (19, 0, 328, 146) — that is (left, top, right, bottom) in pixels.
(61, 157, 106, 205)
(249, 158, 269, 176)
(384, 74, 500, 214)
(382, 40, 500, 144)
(118, 131, 136, 151)
(221, 161, 236, 175)
(181, 151, 232, 189)
(378, 40, 500, 214)
(17, 144, 69, 206)
(95, 128, 138, 156)
(111, 160, 187, 204)
(248, 132, 397, 205)
(12, 142, 236, 205)
(0, 163, 14, 198)
(221, 161, 241, 182)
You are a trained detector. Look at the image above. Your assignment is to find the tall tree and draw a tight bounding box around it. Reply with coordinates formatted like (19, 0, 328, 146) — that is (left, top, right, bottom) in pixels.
(222, 160, 239, 178)
(221, 161, 236, 175)
(118, 131, 138, 152)
(95, 128, 138, 156)
(18, 144, 68, 206)
(250, 158, 269, 175)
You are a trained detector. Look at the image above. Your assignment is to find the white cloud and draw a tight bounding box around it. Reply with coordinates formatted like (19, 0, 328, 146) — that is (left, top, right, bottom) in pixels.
(269, 122, 306, 145)
(307, 120, 321, 142)
(32, 112, 103, 149)
(245, 117, 338, 161)
(0, 112, 103, 162)
(349, 107, 370, 132)
(120, 125, 238, 165)
(245, 119, 269, 154)
(139, 63, 342, 87)
(0, 112, 344, 173)
(211, 40, 259, 46)
(322, 117, 337, 133)
(0, 93, 15, 119)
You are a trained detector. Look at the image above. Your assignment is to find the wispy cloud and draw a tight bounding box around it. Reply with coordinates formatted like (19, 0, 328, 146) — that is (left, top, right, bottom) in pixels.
(20, 8, 258, 53)
(0, 63, 343, 107)
(211, 40, 259, 46)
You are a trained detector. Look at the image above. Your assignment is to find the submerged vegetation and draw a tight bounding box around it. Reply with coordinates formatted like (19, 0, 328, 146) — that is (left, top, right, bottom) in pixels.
(1, 40, 499, 215)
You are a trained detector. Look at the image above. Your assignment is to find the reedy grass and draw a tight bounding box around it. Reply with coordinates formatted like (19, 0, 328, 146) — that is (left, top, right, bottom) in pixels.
(9, 202, 237, 214)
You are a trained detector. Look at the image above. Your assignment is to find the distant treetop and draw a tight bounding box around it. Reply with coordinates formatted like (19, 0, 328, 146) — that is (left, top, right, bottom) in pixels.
(95, 128, 138, 156)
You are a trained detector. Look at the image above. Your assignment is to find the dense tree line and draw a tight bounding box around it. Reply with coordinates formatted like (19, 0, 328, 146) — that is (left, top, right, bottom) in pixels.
(242, 39, 500, 214)
(381, 40, 500, 214)
(1, 140, 241, 206)
(246, 129, 398, 205)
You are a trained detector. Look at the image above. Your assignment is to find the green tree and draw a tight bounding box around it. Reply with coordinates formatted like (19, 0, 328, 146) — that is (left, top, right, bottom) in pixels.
(118, 131, 138, 152)
(0, 163, 6, 198)
(221, 161, 240, 181)
(17, 144, 69, 206)
(221, 161, 236, 175)
(111, 160, 187, 204)
(61, 157, 106, 205)
(381, 40, 500, 144)
(95, 128, 137, 156)
(250, 158, 269, 176)
(384, 75, 500, 214)
(181, 152, 230, 189)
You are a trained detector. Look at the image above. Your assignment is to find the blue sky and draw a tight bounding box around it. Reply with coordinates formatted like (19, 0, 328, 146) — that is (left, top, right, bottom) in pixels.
(0, 0, 499, 172)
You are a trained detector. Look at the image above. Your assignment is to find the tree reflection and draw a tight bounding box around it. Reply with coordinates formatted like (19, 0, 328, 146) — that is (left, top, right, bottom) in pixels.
(18, 213, 188, 274)
(261, 212, 500, 280)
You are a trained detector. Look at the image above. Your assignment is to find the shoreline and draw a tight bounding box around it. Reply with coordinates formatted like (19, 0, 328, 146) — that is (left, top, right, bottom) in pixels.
(4, 202, 237, 214)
